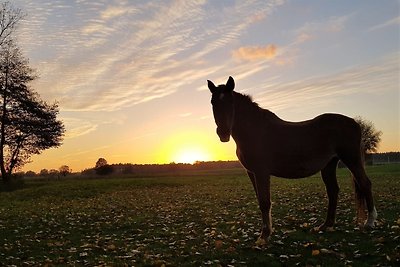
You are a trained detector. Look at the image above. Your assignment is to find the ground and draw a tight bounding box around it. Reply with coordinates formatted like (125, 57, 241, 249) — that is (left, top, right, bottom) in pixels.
(0, 165, 399, 266)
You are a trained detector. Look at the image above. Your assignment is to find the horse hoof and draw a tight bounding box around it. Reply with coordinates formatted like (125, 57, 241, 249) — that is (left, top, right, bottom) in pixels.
(363, 222, 375, 230)
(255, 237, 268, 246)
(363, 207, 377, 230)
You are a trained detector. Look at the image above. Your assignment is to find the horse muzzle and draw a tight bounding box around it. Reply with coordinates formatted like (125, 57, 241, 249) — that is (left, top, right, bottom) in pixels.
(216, 127, 231, 142)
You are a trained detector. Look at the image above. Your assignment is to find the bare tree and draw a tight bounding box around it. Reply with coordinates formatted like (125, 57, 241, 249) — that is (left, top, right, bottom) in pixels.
(0, 1, 24, 46)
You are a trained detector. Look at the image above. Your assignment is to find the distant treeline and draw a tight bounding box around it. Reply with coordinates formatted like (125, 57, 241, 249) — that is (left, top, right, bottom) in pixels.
(81, 160, 243, 176)
(83, 152, 400, 176)
(368, 152, 400, 164)
(20, 152, 399, 177)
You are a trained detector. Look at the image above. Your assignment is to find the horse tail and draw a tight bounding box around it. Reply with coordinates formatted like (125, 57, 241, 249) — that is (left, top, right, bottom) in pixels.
(353, 175, 367, 225)
(352, 133, 367, 225)
(360, 137, 366, 166)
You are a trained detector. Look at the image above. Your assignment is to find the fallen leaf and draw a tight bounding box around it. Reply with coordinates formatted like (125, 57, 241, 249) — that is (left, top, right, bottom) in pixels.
(215, 240, 223, 249)
(226, 246, 236, 252)
(107, 244, 116, 251)
(320, 248, 330, 254)
(279, 255, 289, 260)
(312, 249, 320, 256)
(303, 242, 314, 248)
(255, 237, 267, 246)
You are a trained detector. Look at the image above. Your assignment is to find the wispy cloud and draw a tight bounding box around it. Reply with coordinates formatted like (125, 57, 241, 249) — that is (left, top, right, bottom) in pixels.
(233, 44, 277, 61)
(269, 14, 353, 68)
(256, 55, 399, 112)
(63, 118, 98, 139)
(290, 14, 352, 48)
(179, 113, 192, 118)
(101, 5, 135, 20)
(15, 0, 285, 113)
(368, 16, 400, 31)
(62, 111, 126, 139)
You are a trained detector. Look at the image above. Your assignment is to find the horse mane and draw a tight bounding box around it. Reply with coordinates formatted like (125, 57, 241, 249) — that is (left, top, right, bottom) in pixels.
(233, 91, 279, 120)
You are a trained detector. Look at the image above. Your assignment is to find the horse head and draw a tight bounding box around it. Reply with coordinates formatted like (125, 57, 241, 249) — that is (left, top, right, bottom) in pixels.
(208, 76, 235, 142)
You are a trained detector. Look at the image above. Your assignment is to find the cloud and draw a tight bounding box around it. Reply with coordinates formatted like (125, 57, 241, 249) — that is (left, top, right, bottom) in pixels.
(63, 118, 98, 139)
(101, 5, 130, 20)
(179, 113, 192, 118)
(293, 14, 351, 44)
(81, 22, 111, 34)
(61, 111, 127, 139)
(326, 15, 349, 32)
(256, 55, 399, 112)
(368, 16, 400, 31)
(274, 14, 353, 67)
(14, 0, 285, 113)
(295, 33, 313, 44)
(233, 44, 277, 61)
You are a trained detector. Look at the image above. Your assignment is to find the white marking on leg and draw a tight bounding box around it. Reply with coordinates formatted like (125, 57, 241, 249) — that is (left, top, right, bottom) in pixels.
(365, 206, 377, 228)
(262, 208, 273, 234)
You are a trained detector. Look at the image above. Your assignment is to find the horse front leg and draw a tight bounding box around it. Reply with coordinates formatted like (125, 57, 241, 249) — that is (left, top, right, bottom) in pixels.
(318, 158, 340, 231)
(254, 173, 272, 246)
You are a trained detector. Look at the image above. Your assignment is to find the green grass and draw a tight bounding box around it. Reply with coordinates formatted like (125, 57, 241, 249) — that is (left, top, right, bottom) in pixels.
(0, 165, 399, 266)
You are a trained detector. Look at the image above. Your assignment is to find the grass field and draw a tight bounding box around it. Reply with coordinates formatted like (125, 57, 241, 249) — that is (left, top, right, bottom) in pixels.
(0, 165, 399, 266)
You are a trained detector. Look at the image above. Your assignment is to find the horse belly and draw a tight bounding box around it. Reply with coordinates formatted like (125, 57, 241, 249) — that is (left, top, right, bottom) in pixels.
(237, 149, 330, 178)
(271, 156, 333, 179)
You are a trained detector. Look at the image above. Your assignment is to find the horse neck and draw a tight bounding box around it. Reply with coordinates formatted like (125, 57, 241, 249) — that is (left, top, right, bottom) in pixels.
(232, 92, 279, 139)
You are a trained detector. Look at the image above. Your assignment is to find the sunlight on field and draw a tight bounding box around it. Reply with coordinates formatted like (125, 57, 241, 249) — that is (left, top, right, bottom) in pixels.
(1, 165, 399, 266)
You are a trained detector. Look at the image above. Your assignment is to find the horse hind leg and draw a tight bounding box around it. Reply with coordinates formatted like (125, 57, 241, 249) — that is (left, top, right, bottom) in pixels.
(318, 157, 340, 231)
(353, 177, 368, 226)
(351, 167, 377, 228)
(253, 172, 272, 246)
(341, 154, 377, 228)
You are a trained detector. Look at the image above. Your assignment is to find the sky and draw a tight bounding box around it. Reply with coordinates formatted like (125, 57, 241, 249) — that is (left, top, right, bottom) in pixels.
(11, 0, 400, 172)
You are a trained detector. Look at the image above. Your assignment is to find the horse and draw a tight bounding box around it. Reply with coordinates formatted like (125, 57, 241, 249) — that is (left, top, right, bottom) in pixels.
(207, 76, 377, 245)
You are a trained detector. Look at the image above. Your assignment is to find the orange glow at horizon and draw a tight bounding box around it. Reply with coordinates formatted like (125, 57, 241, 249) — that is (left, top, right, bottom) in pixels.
(172, 146, 210, 164)
(156, 130, 235, 164)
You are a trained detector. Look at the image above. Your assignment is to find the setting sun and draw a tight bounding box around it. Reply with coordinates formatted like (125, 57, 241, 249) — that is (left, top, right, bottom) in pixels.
(173, 147, 210, 164)
(156, 129, 235, 165)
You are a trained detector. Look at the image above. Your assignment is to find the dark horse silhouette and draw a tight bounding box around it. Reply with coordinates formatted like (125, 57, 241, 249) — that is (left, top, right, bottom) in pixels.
(208, 76, 377, 245)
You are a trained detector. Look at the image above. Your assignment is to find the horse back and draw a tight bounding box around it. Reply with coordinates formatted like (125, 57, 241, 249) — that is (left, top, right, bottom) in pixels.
(277, 113, 361, 144)
(238, 113, 361, 177)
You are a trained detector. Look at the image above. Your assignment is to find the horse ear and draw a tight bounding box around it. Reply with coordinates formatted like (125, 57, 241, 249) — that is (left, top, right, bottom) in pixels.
(207, 80, 217, 93)
(226, 76, 235, 92)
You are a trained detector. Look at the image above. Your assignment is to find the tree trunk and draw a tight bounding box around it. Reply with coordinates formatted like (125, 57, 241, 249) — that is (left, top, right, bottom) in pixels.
(0, 66, 9, 183)
(1, 172, 11, 185)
